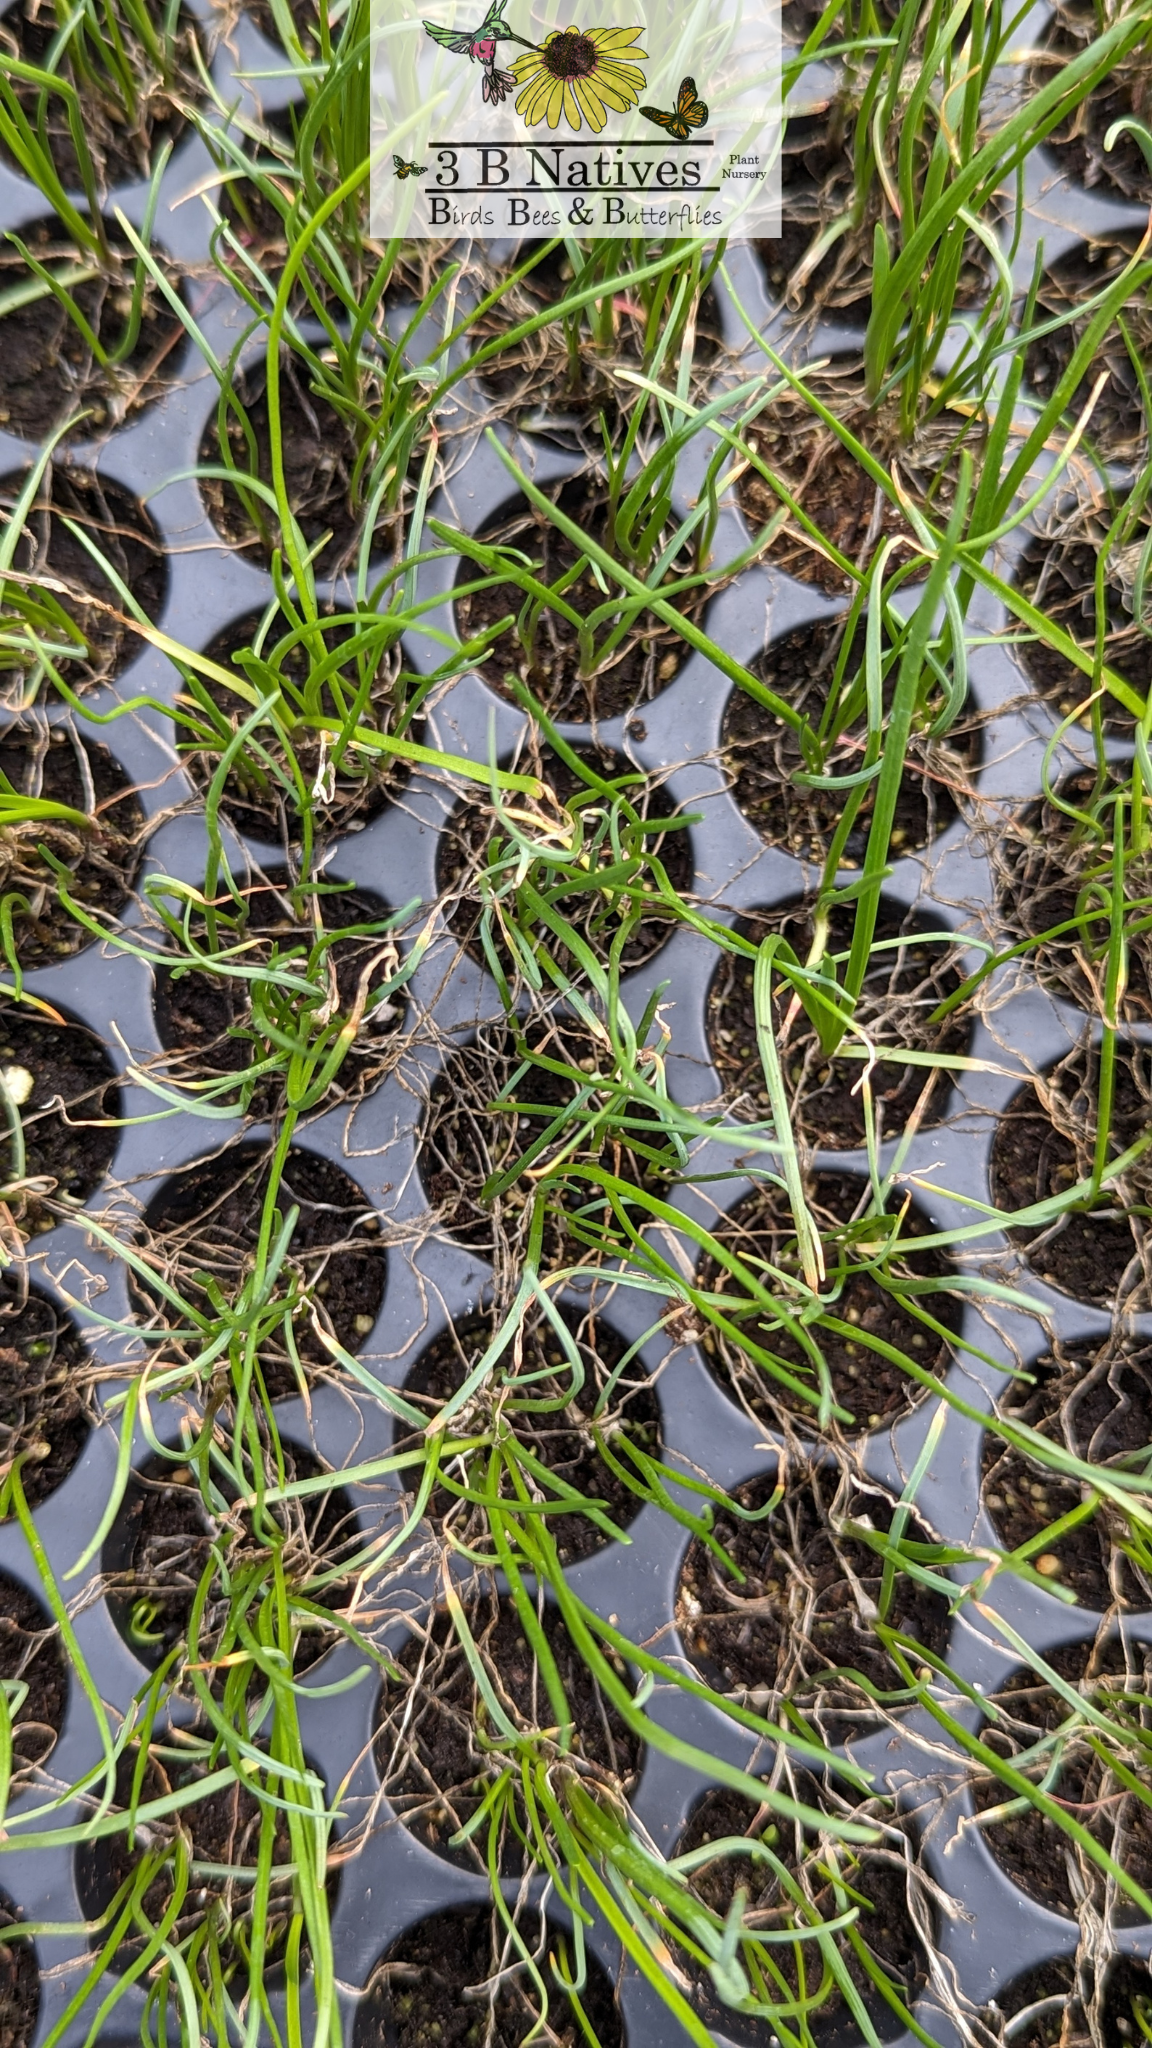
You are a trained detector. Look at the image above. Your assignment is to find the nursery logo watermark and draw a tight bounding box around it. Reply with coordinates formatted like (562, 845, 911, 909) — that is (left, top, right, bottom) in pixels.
(370, 0, 780, 238)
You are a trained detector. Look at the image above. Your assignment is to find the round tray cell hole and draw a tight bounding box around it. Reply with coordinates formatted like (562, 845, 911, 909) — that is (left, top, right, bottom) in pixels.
(0, 1278, 92, 1513)
(0, 995, 121, 1231)
(696, 1171, 963, 1436)
(184, 606, 420, 841)
(1009, 525, 1152, 734)
(373, 1583, 643, 1874)
(0, 215, 189, 444)
(102, 1438, 362, 1675)
(151, 870, 405, 1111)
(74, 1742, 338, 1985)
(417, 1015, 676, 1273)
(435, 735, 693, 975)
(676, 1461, 950, 1735)
(674, 1779, 933, 2047)
(0, 1891, 39, 2048)
(133, 1144, 386, 1398)
(980, 1340, 1152, 1611)
(197, 353, 395, 578)
(353, 1902, 624, 2048)
(989, 1040, 1152, 1311)
(720, 614, 981, 861)
(0, 468, 168, 701)
(986, 1949, 1152, 2048)
(452, 478, 710, 723)
(392, 1302, 661, 1565)
(706, 894, 971, 1148)
(0, 1568, 68, 1785)
(1028, 10, 1152, 206)
(972, 1635, 1152, 1921)
(0, 723, 143, 966)
(1025, 233, 1150, 466)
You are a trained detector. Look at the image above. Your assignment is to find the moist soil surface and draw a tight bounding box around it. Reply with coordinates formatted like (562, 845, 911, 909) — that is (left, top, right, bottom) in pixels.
(988, 1040, 1152, 1309)
(1024, 235, 1150, 462)
(185, 604, 416, 841)
(132, 1143, 386, 1397)
(392, 1303, 661, 1565)
(0, 724, 143, 965)
(419, 1015, 676, 1275)
(0, 216, 187, 443)
(973, 1637, 1152, 1920)
(721, 617, 980, 861)
(676, 1462, 950, 1730)
(352, 1901, 623, 2048)
(0, 999, 120, 1229)
(994, 770, 1152, 1020)
(697, 1171, 963, 1435)
(0, 1893, 38, 2048)
(435, 736, 694, 974)
(981, 1341, 1152, 1610)
(373, 1587, 643, 1875)
(452, 476, 709, 722)
(102, 1439, 360, 1672)
(0, 1569, 68, 1780)
(676, 1780, 931, 2048)
(707, 895, 970, 1147)
(1029, 7, 1152, 205)
(199, 354, 388, 578)
(0, 1280, 91, 1512)
(0, 0, 200, 187)
(1011, 527, 1152, 731)
(986, 1956, 1152, 2048)
(152, 873, 404, 1109)
(1, 467, 167, 696)
(75, 1743, 331, 1982)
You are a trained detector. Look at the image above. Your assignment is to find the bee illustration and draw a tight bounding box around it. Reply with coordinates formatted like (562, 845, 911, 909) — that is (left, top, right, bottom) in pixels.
(393, 154, 428, 177)
(638, 76, 707, 140)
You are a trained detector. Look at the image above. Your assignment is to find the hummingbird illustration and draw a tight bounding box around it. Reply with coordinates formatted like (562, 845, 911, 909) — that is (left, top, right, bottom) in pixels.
(423, 1, 530, 101)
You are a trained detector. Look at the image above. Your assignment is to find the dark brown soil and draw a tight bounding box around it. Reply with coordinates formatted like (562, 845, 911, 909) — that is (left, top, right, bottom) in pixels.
(216, 103, 302, 282)
(1, 466, 167, 696)
(352, 1901, 623, 2048)
(984, 1955, 1152, 2048)
(720, 617, 980, 861)
(1024, 235, 1151, 461)
(435, 736, 694, 975)
(102, 1439, 360, 1672)
(452, 476, 710, 722)
(418, 1014, 676, 1275)
(676, 1780, 932, 2047)
(736, 365, 984, 593)
(697, 1172, 963, 1435)
(0, 216, 187, 443)
(707, 896, 970, 1147)
(676, 1462, 950, 1730)
(0, 1892, 38, 2048)
(183, 603, 416, 842)
(1011, 527, 1152, 733)
(133, 1143, 386, 1397)
(153, 873, 405, 1109)
(0, 998, 120, 1231)
(198, 354, 389, 578)
(980, 1340, 1152, 1611)
(392, 1303, 661, 1565)
(1029, 8, 1152, 205)
(973, 1636, 1152, 1921)
(0, 1279, 91, 1511)
(755, 114, 992, 322)
(0, 0, 200, 188)
(74, 1742, 333, 1983)
(994, 770, 1152, 1020)
(0, 1568, 68, 1780)
(0, 723, 143, 964)
(988, 1040, 1152, 1309)
(374, 1586, 643, 1875)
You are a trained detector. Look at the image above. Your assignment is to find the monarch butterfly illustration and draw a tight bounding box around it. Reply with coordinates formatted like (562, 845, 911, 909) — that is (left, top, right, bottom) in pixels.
(393, 153, 428, 177)
(638, 75, 707, 139)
